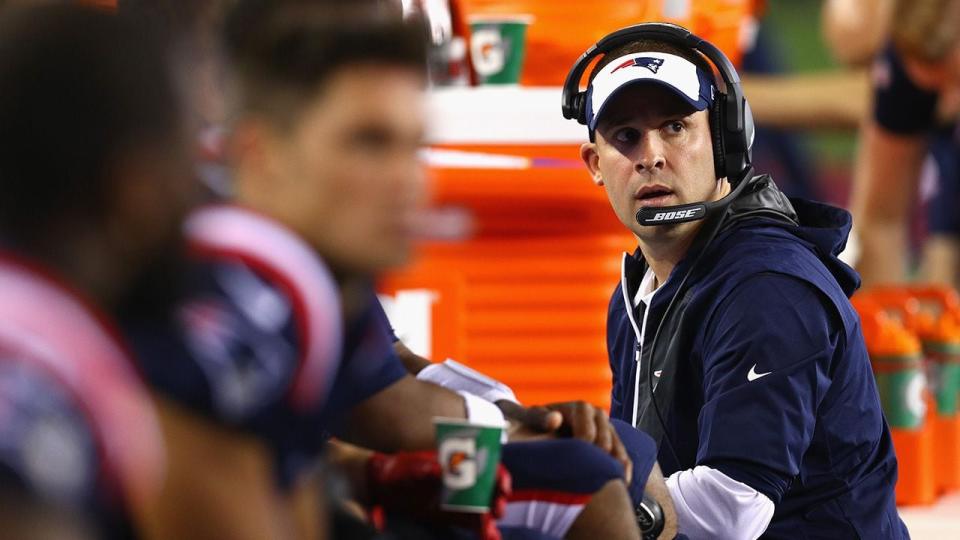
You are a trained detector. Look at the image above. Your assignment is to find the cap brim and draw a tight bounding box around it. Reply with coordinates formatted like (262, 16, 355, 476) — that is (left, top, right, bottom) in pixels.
(585, 52, 714, 132)
(587, 78, 710, 131)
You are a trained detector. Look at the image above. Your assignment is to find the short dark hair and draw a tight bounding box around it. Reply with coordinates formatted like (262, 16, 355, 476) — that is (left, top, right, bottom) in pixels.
(222, 0, 428, 129)
(588, 38, 716, 85)
(117, 0, 228, 41)
(0, 4, 183, 242)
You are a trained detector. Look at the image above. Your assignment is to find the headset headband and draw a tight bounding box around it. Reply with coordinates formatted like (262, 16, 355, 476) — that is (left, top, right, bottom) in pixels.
(562, 23, 741, 125)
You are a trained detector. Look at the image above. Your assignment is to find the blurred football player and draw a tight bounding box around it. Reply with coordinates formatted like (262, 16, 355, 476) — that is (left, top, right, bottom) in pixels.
(0, 3, 197, 539)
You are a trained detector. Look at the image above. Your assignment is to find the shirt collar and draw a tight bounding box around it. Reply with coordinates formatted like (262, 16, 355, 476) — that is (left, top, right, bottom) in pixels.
(633, 267, 659, 308)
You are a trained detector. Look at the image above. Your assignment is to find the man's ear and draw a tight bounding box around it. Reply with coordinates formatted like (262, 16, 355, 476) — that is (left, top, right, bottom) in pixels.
(227, 119, 269, 177)
(580, 142, 603, 186)
(228, 116, 293, 197)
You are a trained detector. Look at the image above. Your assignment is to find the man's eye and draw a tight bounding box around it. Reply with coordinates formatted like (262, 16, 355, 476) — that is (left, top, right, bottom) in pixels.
(353, 132, 390, 150)
(665, 121, 684, 134)
(614, 128, 639, 144)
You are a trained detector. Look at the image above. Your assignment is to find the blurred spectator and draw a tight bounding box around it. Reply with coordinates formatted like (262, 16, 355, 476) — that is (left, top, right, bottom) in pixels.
(835, 0, 960, 286)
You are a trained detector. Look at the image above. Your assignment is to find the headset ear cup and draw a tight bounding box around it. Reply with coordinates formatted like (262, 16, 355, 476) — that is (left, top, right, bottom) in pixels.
(709, 97, 725, 180)
(575, 92, 588, 124)
(742, 98, 755, 159)
(722, 93, 752, 184)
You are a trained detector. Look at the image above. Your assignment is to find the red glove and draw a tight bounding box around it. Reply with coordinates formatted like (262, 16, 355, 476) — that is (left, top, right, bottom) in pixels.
(366, 450, 511, 540)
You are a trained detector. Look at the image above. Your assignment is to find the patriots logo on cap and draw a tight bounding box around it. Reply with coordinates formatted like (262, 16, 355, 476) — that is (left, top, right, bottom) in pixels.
(611, 56, 665, 75)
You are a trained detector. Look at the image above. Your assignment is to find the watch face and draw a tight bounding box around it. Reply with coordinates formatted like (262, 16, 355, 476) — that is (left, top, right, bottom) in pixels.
(636, 495, 664, 540)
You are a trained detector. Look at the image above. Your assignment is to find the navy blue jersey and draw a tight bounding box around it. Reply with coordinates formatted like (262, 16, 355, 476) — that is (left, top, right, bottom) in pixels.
(316, 296, 408, 437)
(0, 358, 100, 509)
(0, 253, 164, 538)
(124, 205, 405, 488)
(606, 178, 908, 538)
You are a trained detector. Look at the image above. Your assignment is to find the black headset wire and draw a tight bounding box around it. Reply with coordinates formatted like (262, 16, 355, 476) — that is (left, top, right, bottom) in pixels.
(641, 169, 753, 467)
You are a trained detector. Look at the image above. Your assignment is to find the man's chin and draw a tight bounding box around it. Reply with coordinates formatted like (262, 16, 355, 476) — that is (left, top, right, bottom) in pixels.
(371, 247, 413, 274)
(327, 246, 412, 280)
(633, 220, 690, 242)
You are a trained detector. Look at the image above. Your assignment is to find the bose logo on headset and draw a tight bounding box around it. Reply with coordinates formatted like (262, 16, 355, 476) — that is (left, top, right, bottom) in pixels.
(650, 208, 702, 222)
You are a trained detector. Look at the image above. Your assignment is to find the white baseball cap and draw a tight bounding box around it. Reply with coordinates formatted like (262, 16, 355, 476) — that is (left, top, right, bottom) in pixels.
(585, 51, 715, 132)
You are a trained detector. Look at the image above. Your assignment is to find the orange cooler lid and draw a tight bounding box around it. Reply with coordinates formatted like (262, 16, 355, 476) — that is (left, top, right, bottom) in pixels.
(853, 296, 922, 357)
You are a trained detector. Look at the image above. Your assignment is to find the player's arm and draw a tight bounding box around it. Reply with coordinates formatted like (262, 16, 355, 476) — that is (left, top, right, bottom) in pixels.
(0, 494, 98, 540)
(741, 71, 869, 130)
(849, 120, 928, 285)
(338, 373, 470, 452)
(139, 395, 301, 540)
(393, 338, 432, 374)
(665, 274, 843, 540)
(644, 463, 678, 540)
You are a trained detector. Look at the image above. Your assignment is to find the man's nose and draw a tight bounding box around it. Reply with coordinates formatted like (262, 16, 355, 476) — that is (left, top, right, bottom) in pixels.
(635, 133, 665, 173)
(394, 148, 429, 207)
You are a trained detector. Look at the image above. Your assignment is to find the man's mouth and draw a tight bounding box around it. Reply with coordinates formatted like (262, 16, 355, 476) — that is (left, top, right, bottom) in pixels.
(635, 185, 675, 207)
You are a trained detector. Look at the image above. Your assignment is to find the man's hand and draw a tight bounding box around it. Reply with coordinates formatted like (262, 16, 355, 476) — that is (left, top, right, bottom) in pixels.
(496, 400, 563, 433)
(498, 400, 632, 481)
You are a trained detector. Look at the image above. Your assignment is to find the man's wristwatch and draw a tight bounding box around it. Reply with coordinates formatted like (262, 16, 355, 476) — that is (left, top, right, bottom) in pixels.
(636, 494, 664, 540)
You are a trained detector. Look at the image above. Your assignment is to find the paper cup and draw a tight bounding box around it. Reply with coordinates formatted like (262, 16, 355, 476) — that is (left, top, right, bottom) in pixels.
(434, 417, 504, 512)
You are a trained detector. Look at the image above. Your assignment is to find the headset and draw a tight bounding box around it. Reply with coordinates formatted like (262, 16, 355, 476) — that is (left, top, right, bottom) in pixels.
(561, 22, 756, 227)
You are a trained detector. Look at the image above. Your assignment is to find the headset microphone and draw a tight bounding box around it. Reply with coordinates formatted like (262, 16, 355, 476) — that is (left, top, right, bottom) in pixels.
(635, 174, 751, 226)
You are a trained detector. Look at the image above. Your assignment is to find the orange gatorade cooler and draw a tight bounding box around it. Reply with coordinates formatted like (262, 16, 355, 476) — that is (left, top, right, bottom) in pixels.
(915, 312, 960, 493)
(871, 285, 960, 494)
(853, 295, 937, 505)
(906, 286, 960, 494)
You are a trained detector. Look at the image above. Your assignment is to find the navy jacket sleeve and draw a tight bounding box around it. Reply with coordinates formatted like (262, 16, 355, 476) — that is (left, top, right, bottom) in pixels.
(695, 272, 841, 504)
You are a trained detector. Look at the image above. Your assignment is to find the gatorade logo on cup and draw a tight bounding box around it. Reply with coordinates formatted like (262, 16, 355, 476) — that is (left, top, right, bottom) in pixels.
(470, 29, 506, 78)
(440, 437, 478, 489)
(468, 15, 533, 85)
(434, 418, 503, 512)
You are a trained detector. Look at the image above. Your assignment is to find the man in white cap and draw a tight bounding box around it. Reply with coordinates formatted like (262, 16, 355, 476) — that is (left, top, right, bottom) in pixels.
(570, 24, 908, 539)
